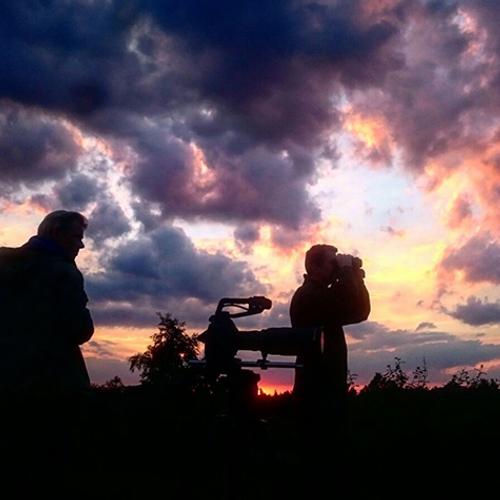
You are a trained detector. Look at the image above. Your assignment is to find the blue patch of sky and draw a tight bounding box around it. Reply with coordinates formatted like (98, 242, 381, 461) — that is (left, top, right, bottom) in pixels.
(312, 134, 438, 241)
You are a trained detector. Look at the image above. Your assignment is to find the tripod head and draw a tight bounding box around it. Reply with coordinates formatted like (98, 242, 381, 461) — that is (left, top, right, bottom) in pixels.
(214, 296, 272, 318)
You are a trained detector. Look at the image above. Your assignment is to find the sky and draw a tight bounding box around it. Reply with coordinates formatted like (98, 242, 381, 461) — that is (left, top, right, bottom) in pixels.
(3, 0, 500, 392)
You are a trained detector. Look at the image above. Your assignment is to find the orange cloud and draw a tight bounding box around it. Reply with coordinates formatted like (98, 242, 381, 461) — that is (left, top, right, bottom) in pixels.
(359, 0, 405, 26)
(343, 110, 394, 167)
(190, 142, 217, 199)
(422, 140, 500, 239)
(345, 112, 389, 149)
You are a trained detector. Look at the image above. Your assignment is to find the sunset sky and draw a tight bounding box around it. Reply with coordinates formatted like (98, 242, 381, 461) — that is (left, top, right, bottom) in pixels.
(3, 0, 500, 392)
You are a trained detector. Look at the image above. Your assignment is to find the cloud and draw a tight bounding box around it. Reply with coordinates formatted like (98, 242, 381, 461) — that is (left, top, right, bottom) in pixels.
(344, 1, 500, 180)
(234, 223, 261, 253)
(447, 194, 474, 229)
(86, 224, 268, 327)
(2, 0, 500, 230)
(439, 231, 500, 285)
(84, 340, 117, 358)
(0, 105, 82, 193)
(346, 320, 500, 385)
(415, 322, 437, 331)
(346, 320, 455, 350)
(26, 173, 112, 222)
(54, 174, 102, 211)
(448, 296, 500, 326)
(128, 129, 321, 228)
(145, 0, 399, 149)
(87, 199, 132, 246)
(0, 1, 136, 117)
(0, 0, 405, 229)
(381, 226, 406, 237)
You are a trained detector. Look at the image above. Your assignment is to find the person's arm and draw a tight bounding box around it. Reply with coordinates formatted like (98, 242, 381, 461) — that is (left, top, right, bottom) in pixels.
(55, 264, 94, 345)
(331, 266, 370, 325)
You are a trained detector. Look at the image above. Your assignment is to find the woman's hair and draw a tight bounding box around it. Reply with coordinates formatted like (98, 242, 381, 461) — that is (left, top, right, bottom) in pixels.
(37, 210, 88, 237)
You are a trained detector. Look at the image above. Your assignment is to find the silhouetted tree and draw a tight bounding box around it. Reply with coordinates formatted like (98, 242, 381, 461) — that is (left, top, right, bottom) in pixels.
(128, 313, 200, 387)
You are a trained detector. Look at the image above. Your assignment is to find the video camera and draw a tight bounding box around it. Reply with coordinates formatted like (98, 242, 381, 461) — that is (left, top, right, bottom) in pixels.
(192, 296, 324, 377)
(332, 253, 365, 280)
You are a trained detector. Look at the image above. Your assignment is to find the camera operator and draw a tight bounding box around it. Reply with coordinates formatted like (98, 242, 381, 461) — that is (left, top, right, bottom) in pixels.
(290, 244, 370, 468)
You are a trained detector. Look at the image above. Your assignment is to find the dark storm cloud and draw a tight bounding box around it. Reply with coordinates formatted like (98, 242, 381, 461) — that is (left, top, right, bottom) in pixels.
(0, 1, 137, 116)
(345, 0, 500, 174)
(53, 174, 101, 211)
(120, 0, 401, 227)
(130, 133, 321, 227)
(0, 0, 403, 228)
(234, 223, 261, 253)
(22, 171, 132, 245)
(448, 296, 500, 326)
(144, 0, 399, 147)
(86, 199, 133, 246)
(86, 225, 268, 326)
(4, 0, 500, 221)
(0, 106, 81, 191)
(440, 231, 500, 285)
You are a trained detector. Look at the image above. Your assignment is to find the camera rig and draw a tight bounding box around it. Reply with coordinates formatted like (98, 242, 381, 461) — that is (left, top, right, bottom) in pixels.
(192, 296, 324, 378)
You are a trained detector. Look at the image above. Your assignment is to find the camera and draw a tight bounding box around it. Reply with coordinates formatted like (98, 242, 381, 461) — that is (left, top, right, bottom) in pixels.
(333, 253, 365, 280)
(335, 253, 362, 267)
(193, 296, 324, 376)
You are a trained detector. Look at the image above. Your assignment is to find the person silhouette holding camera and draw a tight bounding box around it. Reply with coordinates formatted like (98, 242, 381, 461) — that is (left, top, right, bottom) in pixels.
(290, 244, 370, 479)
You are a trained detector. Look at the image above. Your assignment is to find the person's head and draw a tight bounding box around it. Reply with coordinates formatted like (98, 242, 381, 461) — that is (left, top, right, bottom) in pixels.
(304, 244, 338, 286)
(37, 210, 88, 260)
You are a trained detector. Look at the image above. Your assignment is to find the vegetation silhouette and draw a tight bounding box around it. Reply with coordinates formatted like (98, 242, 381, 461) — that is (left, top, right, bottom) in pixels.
(2, 311, 499, 497)
(96, 314, 500, 496)
(128, 312, 201, 390)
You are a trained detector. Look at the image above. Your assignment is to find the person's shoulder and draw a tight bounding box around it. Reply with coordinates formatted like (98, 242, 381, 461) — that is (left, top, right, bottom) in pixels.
(25, 249, 80, 278)
(0, 246, 23, 260)
(0, 246, 35, 270)
(291, 280, 326, 307)
(295, 277, 328, 295)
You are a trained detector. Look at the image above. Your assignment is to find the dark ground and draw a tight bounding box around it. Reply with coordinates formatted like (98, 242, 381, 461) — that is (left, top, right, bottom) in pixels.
(1, 384, 498, 498)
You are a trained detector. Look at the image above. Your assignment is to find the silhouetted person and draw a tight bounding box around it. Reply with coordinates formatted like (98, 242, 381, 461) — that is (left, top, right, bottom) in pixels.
(0, 211, 94, 488)
(290, 244, 370, 480)
(0, 210, 94, 393)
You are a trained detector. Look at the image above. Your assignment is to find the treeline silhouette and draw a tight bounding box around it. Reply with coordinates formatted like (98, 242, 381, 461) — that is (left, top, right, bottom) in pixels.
(1, 313, 499, 497)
